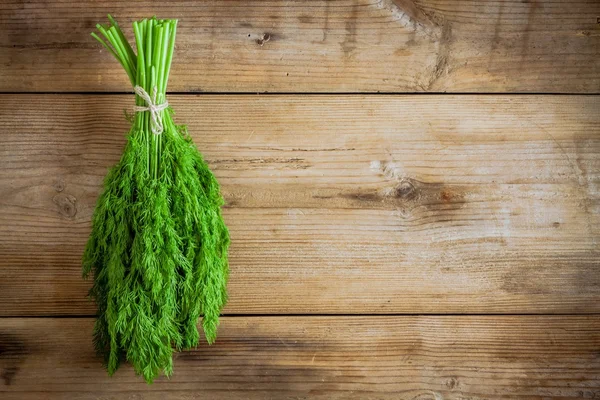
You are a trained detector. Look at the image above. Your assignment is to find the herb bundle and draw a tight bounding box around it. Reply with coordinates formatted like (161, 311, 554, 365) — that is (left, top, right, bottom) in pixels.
(83, 15, 229, 383)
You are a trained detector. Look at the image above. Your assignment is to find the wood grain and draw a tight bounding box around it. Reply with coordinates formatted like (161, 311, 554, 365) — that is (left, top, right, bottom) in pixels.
(1, 316, 599, 399)
(0, 94, 598, 315)
(1, 0, 599, 93)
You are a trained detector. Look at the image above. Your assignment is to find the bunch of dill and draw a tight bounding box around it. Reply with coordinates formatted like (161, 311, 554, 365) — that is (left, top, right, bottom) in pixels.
(83, 15, 229, 383)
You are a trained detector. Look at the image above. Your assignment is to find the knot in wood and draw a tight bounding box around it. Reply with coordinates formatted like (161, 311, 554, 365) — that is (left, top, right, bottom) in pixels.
(52, 178, 65, 192)
(395, 179, 417, 200)
(256, 33, 271, 46)
(53, 193, 77, 218)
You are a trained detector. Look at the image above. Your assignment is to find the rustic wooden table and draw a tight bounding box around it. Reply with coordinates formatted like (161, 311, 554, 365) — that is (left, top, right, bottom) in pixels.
(1, 1, 599, 399)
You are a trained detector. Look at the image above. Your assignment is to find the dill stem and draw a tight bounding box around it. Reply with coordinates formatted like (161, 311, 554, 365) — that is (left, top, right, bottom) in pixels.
(108, 14, 136, 64)
(157, 23, 171, 178)
(163, 21, 177, 94)
(150, 65, 157, 179)
(107, 27, 135, 85)
(133, 20, 148, 175)
(145, 21, 153, 176)
(154, 25, 164, 179)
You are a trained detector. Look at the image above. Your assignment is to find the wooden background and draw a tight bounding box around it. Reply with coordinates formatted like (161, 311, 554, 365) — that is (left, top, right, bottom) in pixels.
(1, 1, 599, 399)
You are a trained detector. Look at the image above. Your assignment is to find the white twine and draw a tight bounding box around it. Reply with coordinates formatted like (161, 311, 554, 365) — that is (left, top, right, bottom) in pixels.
(133, 86, 169, 135)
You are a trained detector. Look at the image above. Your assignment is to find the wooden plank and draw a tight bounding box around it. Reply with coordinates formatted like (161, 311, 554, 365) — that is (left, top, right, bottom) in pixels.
(0, 95, 599, 315)
(1, 0, 599, 93)
(0, 316, 599, 399)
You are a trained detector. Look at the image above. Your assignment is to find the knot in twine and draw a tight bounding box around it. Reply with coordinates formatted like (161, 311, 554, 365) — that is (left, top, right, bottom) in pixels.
(133, 86, 169, 135)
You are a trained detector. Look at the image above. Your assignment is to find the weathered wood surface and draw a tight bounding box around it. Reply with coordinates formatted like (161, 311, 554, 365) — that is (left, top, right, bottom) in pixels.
(1, 316, 599, 399)
(1, 94, 598, 315)
(1, 0, 599, 93)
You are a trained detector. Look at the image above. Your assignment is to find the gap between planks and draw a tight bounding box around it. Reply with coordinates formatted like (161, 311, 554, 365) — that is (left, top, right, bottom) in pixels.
(2, 312, 600, 319)
(2, 92, 600, 96)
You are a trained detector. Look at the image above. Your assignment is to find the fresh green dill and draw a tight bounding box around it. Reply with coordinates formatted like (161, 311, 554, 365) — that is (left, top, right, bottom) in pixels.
(84, 15, 230, 383)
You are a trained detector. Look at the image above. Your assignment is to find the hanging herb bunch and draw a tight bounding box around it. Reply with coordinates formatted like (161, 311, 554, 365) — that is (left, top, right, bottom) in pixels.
(83, 15, 229, 383)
